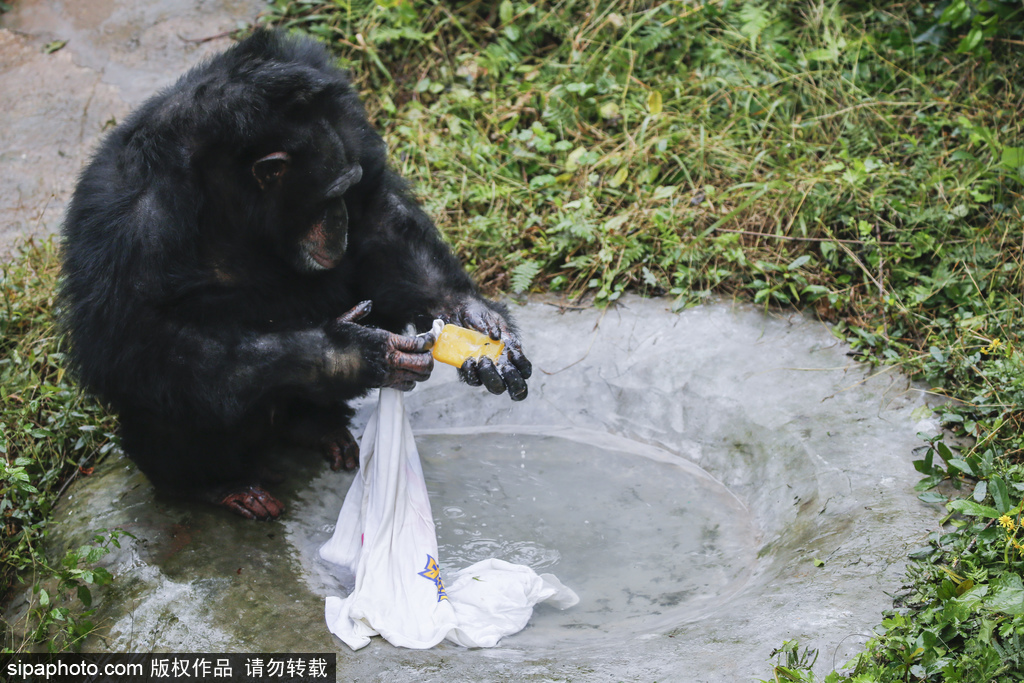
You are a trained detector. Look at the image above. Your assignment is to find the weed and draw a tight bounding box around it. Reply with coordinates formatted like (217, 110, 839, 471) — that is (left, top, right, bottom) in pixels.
(23, 530, 130, 653)
(1, 239, 118, 651)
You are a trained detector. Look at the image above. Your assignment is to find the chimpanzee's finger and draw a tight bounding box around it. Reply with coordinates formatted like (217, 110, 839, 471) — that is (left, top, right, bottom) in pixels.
(463, 307, 503, 340)
(387, 349, 433, 380)
(477, 357, 506, 395)
(500, 363, 528, 401)
(342, 437, 359, 471)
(485, 315, 504, 340)
(508, 347, 533, 380)
(459, 357, 482, 386)
(389, 331, 434, 354)
(416, 322, 441, 350)
(337, 300, 373, 324)
(485, 317, 504, 340)
(222, 497, 256, 520)
(245, 494, 274, 520)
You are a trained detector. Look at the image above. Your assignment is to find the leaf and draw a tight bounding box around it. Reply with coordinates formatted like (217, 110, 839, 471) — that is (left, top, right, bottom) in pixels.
(76, 545, 107, 564)
(910, 405, 934, 422)
(972, 480, 987, 503)
(787, 255, 812, 271)
(647, 90, 663, 116)
(565, 146, 588, 171)
(603, 214, 630, 232)
(985, 573, 1024, 616)
(989, 476, 1011, 514)
(499, 0, 514, 25)
(738, 4, 772, 47)
(1001, 147, 1024, 170)
(509, 261, 542, 293)
(940, 0, 971, 27)
(914, 448, 936, 475)
(956, 27, 985, 54)
(800, 285, 829, 300)
(609, 166, 628, 188)
(918, 491, 947, 504)
(92, 567, 114, 586)
(908, 545, 935, 560)
(77, 585, 92, 608)
(948, 458, 975, 477)
(529, 174, 556, 189)
(564, 82, 592, 95)
(43, 39, 67, 54)
(947, 499, 1000, 518)
(805, 47, 838, 63)
(599, 101, 620, 120)
(917, 475, 946, 491)
(936, 441, 955, 463)
(950, 150, 978, 162)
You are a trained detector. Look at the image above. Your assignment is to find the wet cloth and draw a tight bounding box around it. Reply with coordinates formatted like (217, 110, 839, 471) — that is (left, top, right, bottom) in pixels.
(320, 388, 578, 650)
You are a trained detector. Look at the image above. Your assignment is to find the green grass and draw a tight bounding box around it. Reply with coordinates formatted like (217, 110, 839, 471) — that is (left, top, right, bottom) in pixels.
(0, 240, 119, 650)
(2, 0, 1024, 673)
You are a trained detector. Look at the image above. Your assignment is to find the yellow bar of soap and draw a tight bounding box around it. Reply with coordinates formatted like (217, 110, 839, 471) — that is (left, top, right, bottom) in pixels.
(432, 323, 505, 367)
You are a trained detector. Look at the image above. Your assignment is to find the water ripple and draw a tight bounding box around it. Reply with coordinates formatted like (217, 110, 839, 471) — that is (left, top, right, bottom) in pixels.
(439, 538, 562, 570)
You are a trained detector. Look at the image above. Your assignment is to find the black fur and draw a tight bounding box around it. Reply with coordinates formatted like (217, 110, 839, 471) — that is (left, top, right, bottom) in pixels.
(60, 30, 530, 508)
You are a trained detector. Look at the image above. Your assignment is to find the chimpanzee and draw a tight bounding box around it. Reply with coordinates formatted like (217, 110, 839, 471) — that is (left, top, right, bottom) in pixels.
(60, 30, 531, 520)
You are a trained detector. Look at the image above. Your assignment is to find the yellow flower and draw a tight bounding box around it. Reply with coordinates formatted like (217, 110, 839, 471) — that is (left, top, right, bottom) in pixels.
(999, 514, 1016, 532)
(983, 338, 1003, 355)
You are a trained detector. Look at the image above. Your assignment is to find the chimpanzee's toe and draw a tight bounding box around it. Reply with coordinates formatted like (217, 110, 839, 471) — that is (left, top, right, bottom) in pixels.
(218, 485, 285, 520)
(324, 427, 359, 471)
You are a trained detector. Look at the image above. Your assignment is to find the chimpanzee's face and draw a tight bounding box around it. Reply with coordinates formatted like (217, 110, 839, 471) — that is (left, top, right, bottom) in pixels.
(248, 114, 363, 273)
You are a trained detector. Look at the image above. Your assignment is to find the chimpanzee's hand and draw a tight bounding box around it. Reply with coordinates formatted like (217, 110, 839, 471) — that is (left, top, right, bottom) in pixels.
(437, 298, 532, 401)
(331, 301, 437, 391)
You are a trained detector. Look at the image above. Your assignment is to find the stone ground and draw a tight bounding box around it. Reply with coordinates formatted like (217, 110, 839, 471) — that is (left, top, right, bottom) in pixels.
(0, 0, 264, 256)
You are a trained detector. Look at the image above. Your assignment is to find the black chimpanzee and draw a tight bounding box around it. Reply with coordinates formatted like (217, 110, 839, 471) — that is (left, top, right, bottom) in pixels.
(60, 30, 531, 520)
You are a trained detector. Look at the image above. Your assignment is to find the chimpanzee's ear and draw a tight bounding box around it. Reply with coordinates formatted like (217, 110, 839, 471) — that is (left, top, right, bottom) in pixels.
(252, 151, 290, 190)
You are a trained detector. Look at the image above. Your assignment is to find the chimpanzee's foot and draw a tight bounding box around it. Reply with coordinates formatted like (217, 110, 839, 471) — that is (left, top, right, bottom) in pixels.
(322, 427, 359, 472)
(212, 484, 285, 520)
(278, 403, 359, 471)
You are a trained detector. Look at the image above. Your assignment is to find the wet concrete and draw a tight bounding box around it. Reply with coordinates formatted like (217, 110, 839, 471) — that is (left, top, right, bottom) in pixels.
(3, 297, 943, 681)
(0, 0, 264, 254)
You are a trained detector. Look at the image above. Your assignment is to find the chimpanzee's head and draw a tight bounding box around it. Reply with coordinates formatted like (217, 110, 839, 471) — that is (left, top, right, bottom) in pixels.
(184, 30, 385, 273)
(245, 115, 366, 273)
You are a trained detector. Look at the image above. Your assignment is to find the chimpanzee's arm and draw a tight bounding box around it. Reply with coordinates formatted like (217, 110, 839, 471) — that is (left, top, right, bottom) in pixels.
(346, 172, 531, 400)
(111, 301, 434, 427)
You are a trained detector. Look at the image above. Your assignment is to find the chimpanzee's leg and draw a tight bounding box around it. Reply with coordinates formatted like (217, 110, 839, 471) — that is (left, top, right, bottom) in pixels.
(119, 411, 285, 520)
(278, 401, 360, 472)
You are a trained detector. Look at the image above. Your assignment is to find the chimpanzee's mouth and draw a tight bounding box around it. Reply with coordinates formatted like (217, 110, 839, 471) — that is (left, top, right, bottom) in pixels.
(300, 203, 348, 271)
